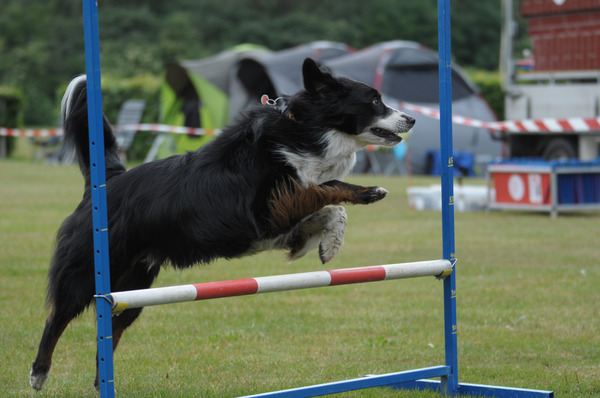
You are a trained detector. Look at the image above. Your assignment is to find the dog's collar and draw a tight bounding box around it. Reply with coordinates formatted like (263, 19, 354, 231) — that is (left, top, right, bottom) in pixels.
(261, 95, 298, 122)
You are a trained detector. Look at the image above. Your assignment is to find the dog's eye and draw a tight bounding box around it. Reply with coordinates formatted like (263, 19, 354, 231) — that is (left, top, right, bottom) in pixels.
(372, 98, 380, 106)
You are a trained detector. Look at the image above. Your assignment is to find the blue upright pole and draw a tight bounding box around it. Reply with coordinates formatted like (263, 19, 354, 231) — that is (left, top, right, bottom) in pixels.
(82, 1, 115, 397)
(438, 0, 458, 395)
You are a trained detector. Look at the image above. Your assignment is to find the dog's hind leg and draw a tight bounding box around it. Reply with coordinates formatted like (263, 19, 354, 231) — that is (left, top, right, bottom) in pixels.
(31, 256, 96, 390)
(286, 206, 348, 264)
(268, 179, 387, 263)
(269, 179, 387, 235)
(318, 206, 348, 264)
(30, 309, 78, 390)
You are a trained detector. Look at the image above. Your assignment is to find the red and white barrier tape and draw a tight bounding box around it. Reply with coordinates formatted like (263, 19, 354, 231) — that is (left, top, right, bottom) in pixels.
(0, 124, 221, 138)
(115, 124, 221, 136)
(0, 128, 63, 138)
(3, 104, 600, 138)
(398, 102, 600, 133)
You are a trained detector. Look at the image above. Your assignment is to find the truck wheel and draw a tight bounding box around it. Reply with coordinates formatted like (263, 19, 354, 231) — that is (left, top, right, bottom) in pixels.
(542, 138, 576, 160)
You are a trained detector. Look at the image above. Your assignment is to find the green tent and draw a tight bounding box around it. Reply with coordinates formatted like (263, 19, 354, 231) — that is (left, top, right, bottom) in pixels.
(158, 44, 270, 156)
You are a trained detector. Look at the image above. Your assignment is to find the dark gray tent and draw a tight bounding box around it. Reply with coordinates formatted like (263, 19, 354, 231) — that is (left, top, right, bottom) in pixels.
(156, 42, 351, 157)
(162, 41, 352, 130)
(228, 41, 354, 119)
(243, 41, 354, 97)
(324, 41, 502, 175)
(160, 40, 500, 173)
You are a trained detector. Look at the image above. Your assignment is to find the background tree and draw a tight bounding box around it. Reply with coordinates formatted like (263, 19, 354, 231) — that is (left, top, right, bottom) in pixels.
(0, 0, 506, 125)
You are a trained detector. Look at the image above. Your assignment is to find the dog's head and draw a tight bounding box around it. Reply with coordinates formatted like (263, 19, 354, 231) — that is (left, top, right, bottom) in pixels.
(290, 58, 415, 147)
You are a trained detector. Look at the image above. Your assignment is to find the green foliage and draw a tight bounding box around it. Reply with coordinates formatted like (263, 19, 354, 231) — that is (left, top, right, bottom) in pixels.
(52, 74, 162, 161)
(0, 86, 24, 126)
(0, 0, 505, 126)
(0, 86, 24, 156)
(0, 0, 84, 125)
(100, 74, 162, 161)
(464, 68, 505, 120)
(100, 74, 161, 122)
(451, 0, 502, 70)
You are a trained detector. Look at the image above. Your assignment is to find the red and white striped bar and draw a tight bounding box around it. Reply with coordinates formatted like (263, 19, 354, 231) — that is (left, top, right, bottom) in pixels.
(109, 259, 453, 313)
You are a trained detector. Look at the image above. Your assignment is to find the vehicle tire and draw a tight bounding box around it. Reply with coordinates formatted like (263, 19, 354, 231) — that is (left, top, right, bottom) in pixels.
(542, 138, 577, 160)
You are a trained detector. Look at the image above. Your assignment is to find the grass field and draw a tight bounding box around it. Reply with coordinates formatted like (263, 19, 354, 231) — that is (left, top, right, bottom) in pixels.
(1, 152, 599, 397)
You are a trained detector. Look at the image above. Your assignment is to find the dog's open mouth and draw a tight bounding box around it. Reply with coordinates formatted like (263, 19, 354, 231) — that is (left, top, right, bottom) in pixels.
(371, 127, 404, 142)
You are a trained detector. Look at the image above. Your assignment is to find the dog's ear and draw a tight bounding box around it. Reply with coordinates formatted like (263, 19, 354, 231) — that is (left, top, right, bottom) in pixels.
(302, 58, 337, 95)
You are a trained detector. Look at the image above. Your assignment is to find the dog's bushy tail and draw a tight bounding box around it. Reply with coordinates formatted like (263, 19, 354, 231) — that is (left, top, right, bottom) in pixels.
(61, 75, 125, 183)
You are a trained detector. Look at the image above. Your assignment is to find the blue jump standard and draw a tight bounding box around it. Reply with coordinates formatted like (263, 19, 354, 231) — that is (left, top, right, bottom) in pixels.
(82, 0, 115, 397)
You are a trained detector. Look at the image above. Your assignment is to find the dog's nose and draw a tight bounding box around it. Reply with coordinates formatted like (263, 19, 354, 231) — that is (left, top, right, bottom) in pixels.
(404, 115, 416, 126)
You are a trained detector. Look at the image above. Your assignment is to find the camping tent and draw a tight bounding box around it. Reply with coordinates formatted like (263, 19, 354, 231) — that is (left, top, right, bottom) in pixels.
(162, 44, 271, 127)
(161, 41, 352, 130)
(158, 40, 499, 174)
(159, 44, 271, 155)
(236, 41, 354, 99)
(324, 41, 502, 174)
(158, 42, 352, 156)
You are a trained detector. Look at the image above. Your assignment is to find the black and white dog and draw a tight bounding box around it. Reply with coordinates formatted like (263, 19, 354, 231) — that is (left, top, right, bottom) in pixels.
(30, 58, 414, 390)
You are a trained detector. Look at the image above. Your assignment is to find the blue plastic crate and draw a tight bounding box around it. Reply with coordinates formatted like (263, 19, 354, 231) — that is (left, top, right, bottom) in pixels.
(427, 150, 475, 177)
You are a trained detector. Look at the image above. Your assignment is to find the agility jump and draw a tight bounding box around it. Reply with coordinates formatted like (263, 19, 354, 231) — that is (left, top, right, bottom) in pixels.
(107, 260, 453, 312)
(78, 0, 553, 396)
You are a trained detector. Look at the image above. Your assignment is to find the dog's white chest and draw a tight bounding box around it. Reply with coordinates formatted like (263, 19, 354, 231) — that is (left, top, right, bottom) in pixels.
(280, 130, 360, 185)
(316, 151, 357, 182)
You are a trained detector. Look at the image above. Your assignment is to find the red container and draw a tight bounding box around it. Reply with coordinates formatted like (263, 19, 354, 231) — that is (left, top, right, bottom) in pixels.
(521, 1, 600, 71)
(493, 171, 552, 206)
(528, 12, 600, 71)
(521, 0, 600, 16)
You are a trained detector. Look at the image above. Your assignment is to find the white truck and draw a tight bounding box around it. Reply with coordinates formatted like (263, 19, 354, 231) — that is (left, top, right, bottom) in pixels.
(501, 0, 600, 161)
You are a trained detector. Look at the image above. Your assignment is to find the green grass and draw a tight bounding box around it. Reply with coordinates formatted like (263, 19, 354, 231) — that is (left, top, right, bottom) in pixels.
(1, 153, 599, 397)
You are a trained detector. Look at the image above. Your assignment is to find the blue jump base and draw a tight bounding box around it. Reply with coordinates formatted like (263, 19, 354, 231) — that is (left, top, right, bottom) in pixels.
(82, 0, 554, 396)
(240, 370, 554, 398)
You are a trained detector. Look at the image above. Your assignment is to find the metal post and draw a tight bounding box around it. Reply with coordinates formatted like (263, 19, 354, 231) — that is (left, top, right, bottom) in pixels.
(82, 1, 115, 397)
(438, 0, 458, 395)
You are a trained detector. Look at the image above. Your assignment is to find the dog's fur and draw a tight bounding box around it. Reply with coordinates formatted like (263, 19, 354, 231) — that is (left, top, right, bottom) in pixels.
(30, 58, 415, 390)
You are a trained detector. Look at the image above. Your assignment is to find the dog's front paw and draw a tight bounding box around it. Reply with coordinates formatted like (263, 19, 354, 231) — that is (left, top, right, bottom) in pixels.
(358, 186, 388, 204)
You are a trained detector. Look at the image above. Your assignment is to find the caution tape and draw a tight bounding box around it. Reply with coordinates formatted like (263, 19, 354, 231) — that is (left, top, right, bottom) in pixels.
(398, 102, 600, 133)
(115, 124, 221, 136)
(3, 103, 600, 137)
(0, 124, 221, 138)
(0, 128, 63, 138)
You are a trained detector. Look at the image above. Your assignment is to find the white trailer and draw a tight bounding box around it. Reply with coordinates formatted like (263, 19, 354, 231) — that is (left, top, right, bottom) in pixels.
(501, 0, 600, 160)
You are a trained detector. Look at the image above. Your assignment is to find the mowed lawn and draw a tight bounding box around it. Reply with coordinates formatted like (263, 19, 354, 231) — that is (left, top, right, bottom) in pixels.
(1, 157, 599, 397)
